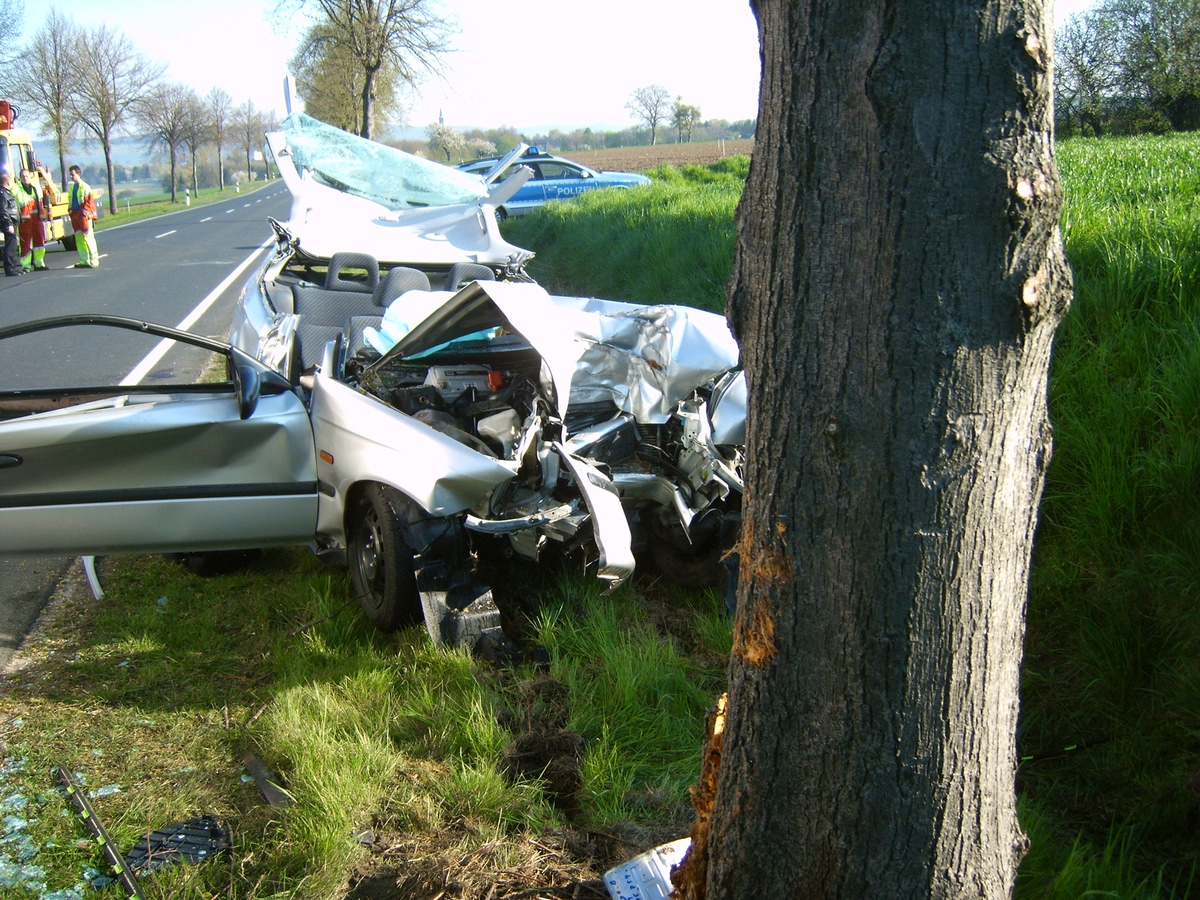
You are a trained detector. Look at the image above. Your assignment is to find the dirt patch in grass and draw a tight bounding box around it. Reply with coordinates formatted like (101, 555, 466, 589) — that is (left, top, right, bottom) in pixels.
(344, 827, 616, 899)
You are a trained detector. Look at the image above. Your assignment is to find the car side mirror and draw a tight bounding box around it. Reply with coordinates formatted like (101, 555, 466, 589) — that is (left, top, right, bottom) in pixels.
(235, 364, 261, 420)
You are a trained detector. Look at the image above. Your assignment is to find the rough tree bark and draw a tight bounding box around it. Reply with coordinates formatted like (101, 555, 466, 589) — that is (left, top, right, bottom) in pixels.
(675, 0, 1072, 897)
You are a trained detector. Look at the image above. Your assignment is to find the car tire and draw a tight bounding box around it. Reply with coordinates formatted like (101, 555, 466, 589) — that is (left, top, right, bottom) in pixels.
(347, 484, 422, 632)
(494, 206, 508, 223)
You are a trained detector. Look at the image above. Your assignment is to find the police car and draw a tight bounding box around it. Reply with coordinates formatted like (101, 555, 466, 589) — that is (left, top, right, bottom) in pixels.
(456, 148, 651, 219)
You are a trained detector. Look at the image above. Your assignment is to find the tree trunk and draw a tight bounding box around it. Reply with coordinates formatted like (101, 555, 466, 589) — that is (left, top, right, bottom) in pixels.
(102, 135, 117, 216)
(677, 0, 1072, 897)
(55, 131, 67, 193)
(360, 67, 377, 140)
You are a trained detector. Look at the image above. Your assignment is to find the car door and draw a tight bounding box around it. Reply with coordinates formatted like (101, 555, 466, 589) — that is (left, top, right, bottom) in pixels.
(0, 316, 319, 556)
(538, 161, 589, 201)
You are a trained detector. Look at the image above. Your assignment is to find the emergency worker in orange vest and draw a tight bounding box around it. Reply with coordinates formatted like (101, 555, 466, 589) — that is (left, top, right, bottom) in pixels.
(67, 164, 98, 268)
(13, 167, 52, 272)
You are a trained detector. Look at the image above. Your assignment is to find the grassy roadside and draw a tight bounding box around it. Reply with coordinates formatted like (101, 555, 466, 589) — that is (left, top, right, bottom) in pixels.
(1, 549, 730, 897)
(92, 179, 278, 231)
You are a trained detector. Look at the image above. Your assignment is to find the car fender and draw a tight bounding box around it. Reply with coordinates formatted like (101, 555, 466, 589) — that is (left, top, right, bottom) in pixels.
(308, 374, 519, 547)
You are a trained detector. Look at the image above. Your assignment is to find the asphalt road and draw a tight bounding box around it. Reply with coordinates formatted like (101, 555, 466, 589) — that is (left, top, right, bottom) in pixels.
(0, 182, 293, 669)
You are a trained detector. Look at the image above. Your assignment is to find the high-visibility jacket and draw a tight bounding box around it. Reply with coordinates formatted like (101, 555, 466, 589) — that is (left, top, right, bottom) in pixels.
(69, 180, 96, 231)
(12, 180, 39, 218)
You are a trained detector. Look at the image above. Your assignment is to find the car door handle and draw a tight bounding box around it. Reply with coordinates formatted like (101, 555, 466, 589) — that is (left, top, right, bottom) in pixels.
(0, 454, 21, 468)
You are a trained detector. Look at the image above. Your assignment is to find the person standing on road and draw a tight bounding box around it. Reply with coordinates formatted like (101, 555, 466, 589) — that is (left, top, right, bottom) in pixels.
(13, 167, 51, 272)
(67, 164, 98, 269)
(0, 173, 20, 277)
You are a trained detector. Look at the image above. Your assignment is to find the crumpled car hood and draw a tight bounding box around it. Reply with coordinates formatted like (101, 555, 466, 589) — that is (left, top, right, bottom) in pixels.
(376, 281, 741, 424)
(267, 113, 533, 267)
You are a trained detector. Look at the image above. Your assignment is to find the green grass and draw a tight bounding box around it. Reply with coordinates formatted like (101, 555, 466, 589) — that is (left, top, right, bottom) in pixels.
(0, 547, 728, 896)
(511, 145, 1200, 894)
(1016, 132, 1200, 897)
(502, 159, 746, 312)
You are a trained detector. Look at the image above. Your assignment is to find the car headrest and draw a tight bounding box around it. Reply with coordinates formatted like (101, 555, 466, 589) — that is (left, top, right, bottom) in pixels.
(375, 266, 432, 304)
(442, 262, 496, 292)
(325, 252, 379, 293)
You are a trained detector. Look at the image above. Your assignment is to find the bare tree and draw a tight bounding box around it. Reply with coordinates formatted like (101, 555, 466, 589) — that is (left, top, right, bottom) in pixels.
(625, 84, 670, 144)
(137, 82, 192, 203)
(260, 110, 279, 181)
(233, 100, 264, 183)
(10, 8, 80, 191)
(290, 0, 452, 139)
(69, 25, 164, 214)
(0, 0, 26, 90)
(181, 92, 207, 196)
(207, 87, 233, 190)
(1056, 12, 1122, 136)
(675, 0, 1071, 895)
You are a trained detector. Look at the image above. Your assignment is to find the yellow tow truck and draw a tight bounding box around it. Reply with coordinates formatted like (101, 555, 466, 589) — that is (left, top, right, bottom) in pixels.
(0, 100, 80, 250)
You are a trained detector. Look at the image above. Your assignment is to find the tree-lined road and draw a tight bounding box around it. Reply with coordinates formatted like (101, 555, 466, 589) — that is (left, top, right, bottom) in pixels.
(0, 184, 292, 669)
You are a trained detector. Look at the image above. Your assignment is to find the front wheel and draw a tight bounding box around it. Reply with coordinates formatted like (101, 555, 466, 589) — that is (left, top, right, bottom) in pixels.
(347, 485, 421, 631)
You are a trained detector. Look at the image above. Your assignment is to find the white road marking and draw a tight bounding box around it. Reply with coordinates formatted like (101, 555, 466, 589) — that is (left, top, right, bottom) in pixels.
(121, 236, 275, 387)
(154, 230, 176, 239)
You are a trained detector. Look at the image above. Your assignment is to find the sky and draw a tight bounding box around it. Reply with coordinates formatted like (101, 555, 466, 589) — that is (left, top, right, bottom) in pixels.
(33, 0, 761, 134)
(27, 0, 1093, 137)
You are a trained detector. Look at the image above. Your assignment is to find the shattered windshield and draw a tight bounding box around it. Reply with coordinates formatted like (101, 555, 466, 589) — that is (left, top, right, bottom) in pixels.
(278, 113, 488, 211)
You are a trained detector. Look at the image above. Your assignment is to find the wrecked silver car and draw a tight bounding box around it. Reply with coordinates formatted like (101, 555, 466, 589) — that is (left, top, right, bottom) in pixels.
(0, 283, 744, 652)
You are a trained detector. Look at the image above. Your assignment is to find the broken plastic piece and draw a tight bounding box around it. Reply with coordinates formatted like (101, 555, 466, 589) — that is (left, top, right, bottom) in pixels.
(124, 817, 228, 873)
(604, 838, 691, 900)
(239, 751, 293, 808)
(81, 556, 103, 599)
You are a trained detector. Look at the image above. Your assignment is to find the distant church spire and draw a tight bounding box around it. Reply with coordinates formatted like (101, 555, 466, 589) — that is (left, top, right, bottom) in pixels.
(439, 109, 444, 125)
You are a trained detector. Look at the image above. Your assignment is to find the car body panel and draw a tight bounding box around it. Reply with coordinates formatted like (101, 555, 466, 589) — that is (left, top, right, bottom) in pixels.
(269, 113, 534, 267)
(0, 317, 319, 556)
(310, 373, 519, 537)
(456, 149, 651, 216)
